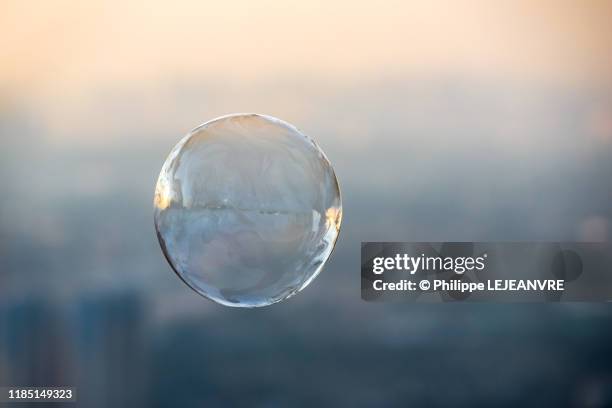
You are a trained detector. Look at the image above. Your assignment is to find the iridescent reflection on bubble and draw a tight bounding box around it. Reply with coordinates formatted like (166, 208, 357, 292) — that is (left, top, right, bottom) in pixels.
(154, 114, 342, 307)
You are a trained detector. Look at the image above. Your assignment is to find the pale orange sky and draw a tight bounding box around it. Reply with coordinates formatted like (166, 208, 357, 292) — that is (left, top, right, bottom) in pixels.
(2, 0, 612, 148)
(2, 0, 612, 99)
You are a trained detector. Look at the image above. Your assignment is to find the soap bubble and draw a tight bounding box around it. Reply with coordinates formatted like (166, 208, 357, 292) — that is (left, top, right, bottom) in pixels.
(154, 114, 342, 307)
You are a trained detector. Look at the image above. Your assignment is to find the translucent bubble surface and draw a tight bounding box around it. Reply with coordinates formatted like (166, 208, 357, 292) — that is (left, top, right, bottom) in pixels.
(154, 114, 342, 307)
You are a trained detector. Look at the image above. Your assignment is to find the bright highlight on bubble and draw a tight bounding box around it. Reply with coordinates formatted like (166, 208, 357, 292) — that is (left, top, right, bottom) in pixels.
(154, 114, 342, 307)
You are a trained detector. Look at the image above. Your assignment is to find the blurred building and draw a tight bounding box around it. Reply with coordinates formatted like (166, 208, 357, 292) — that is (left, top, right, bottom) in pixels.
(72, 291, 148, 408)
(0, 297, 72, 389)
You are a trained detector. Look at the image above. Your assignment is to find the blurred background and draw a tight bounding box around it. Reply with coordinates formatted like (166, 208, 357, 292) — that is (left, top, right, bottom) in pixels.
(1, 0, 612, 406)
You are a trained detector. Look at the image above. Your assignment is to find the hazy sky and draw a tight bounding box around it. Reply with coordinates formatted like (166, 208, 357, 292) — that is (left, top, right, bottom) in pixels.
(2, 0, 612, 97)
(2, 0, 612, 150)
